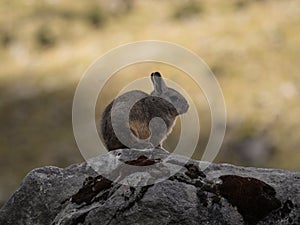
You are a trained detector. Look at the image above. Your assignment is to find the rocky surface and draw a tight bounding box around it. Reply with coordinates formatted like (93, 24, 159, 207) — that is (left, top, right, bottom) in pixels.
(0, 149, 299, 225)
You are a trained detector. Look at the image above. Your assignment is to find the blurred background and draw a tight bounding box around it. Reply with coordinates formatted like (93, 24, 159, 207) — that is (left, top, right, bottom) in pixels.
(1, 0, 300, 207)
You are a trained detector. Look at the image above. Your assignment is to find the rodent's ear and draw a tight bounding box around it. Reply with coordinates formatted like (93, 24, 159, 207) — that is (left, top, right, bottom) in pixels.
(151, 72, 168, 94)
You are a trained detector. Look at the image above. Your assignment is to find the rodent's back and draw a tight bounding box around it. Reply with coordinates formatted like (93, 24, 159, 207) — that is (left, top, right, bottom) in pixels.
(100, 90, 148, 150)
(100, 90, 178, 151)
(100, 100, 120, 150)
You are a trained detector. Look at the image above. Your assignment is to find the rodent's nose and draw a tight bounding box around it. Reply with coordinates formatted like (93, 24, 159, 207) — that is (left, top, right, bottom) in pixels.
(151, 72, 161, 77)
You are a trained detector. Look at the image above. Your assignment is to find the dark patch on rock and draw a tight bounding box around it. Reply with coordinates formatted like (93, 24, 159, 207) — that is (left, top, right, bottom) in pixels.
(185, 163, 206, 179)
(169, 163, 207, 190)
(72, 212, 88, 224)
(197, 190, 208, 207)
(70, 175, 112, 205)
(259, 199, 299, 224)
(217, 175, 281, 224)
(279, 199, 295, 218)
(123, 155, 161, 166)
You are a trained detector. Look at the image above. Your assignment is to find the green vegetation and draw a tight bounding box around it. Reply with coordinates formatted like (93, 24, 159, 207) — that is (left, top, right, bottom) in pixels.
(0, 0, 300, 206)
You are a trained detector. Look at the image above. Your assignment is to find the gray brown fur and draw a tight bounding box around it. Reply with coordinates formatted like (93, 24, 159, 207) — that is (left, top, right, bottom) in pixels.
(100, 72, 189, 151)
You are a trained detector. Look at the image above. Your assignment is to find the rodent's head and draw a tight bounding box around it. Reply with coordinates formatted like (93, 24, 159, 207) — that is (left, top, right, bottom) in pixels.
(150, 72, 189, 115)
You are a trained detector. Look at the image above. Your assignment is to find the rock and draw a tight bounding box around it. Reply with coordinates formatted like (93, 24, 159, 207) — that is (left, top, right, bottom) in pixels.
(0, 149, 299, 225)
